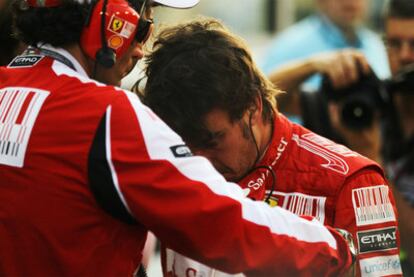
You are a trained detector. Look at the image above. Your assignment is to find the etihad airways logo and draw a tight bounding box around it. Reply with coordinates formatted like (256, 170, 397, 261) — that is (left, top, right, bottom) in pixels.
(357, 227, 397, 253)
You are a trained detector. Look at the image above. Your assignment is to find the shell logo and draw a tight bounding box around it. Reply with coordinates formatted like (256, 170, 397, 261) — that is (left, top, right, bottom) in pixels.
(108, 35, 124, 50)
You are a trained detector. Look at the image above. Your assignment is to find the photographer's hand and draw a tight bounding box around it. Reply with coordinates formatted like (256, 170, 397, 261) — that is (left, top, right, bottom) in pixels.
(268, 49, 371, 93)
(309, 49, 371, 89)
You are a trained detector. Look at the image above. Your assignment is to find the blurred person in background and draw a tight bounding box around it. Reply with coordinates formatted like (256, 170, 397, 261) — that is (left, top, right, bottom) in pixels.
(267, 49, 383, 163)
(142, 17, 401, 277)
(260, 0, 390, 163)
(0, 0, 26, 65)
(0, 0, 358, 275)
(262, 0, 390, 90)
(382, 0, 414, 275)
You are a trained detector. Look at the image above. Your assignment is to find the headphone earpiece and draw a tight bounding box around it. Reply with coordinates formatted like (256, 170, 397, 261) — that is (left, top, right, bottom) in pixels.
(96, 47, 116, 68)
(80, 0, 141, 67)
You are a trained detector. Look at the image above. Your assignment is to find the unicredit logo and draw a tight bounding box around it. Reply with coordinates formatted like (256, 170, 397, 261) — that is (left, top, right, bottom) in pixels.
(361, 255, 402, 277)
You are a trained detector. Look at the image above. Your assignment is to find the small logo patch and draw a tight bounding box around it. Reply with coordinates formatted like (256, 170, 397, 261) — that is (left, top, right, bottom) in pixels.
(357, 227, 398, 254)
(272, 191, 326, 223)
(352, 185, 396, 226)
(360, 254, 402, 277)
(0, 87, 49, 167)
(108, 35, 123, 49)
(108, 15, 136, 39)
(266, 196, 278, 207)
(111, 18, 124, 32)
(170, 145, 192, 158)
(8, 55, 43, 68)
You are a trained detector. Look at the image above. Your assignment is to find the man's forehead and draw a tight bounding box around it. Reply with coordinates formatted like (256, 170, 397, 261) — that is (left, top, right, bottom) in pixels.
(386, 18, 414, 36)
(204, 109, 232, 128)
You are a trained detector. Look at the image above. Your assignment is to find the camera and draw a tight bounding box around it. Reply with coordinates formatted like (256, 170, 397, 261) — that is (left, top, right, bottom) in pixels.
(300, 65, 414, 157)
(299, 69, 388, 146)
(320, 69, 388, 130)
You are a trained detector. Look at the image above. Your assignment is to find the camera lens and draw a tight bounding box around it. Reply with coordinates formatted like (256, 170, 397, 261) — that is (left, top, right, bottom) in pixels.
(341, 100, 374, 130)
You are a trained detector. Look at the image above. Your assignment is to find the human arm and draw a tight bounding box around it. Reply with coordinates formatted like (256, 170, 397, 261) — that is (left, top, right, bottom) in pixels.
(334, 168, 402, 277)
(93, 91, 353, 276)
(268, 49, 371, 92)
(268, 49, 371, 117)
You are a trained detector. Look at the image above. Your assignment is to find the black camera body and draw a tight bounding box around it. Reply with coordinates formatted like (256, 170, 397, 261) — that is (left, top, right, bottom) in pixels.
(300, 69, 388, 146)
(320, 69, 388, 130)
(300, 65, 414, 158)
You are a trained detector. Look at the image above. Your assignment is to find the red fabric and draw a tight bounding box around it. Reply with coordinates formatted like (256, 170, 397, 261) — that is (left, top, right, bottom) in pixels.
(238, 113, 402, 277)
(0, 52, 352, 276)
(163, 113, 401, 277)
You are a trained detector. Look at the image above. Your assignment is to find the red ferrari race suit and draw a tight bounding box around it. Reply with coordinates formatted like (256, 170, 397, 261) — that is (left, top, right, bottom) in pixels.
(0, 46, 354, 276)
(163, 113, 402, 277)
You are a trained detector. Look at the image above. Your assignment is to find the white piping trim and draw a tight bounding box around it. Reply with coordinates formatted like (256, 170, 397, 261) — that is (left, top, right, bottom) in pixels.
(105, 105, 133, 215)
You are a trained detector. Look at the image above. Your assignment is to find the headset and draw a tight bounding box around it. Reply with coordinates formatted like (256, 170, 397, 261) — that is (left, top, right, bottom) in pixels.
(27, 0, 153, 68)
(81, 0, 153, 68)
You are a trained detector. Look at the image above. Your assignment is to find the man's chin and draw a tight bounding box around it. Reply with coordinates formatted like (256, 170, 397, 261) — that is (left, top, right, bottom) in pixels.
(222, 172, 240, 183)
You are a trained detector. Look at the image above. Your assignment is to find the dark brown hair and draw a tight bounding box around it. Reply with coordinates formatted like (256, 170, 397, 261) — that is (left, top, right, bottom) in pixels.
(142, 18, 281, 148)
(387, 0, 414, 18)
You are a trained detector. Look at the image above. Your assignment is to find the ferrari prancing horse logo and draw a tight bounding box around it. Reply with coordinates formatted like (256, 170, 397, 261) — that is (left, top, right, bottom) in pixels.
(107, 15, 136, 39)
(110, 18, 124, 32)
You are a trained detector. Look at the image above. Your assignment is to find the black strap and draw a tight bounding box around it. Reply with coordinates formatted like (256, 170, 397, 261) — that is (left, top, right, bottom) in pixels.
(26, 46, 76, 71)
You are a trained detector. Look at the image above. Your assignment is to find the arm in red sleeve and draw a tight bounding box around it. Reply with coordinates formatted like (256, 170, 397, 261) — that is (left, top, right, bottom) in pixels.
(334, 168, 402, 277)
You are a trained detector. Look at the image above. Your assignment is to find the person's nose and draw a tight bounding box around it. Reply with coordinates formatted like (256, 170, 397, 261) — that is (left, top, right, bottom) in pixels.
(131, 41, 145, 61)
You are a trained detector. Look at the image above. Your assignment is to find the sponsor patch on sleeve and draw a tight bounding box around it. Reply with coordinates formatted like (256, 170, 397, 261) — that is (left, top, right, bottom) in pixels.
(8, 55, 43, 68)
(360, 254, 402, 277)
(170, 144, 192, 158)
(273, 191, 326, 223)
(0, 87, 49, 167)
(357, 227, 398, 254)
(352, 185, 396, 226)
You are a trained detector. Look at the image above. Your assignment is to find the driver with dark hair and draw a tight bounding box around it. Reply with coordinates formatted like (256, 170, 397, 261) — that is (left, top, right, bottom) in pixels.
(142, 18, 401, 277)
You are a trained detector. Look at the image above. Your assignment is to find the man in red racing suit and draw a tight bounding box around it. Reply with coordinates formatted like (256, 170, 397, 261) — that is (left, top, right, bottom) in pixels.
(141, 19, 402, 277)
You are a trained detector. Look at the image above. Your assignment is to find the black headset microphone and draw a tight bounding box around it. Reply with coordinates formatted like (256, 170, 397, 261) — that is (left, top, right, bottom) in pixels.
(240, 109, 276, 205)
(95, 0, 116, 68)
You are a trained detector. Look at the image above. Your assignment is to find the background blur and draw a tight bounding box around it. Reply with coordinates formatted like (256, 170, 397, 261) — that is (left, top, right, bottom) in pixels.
(122, 0, 388, 88)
